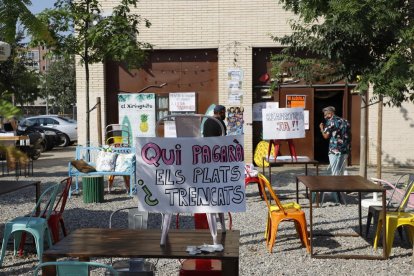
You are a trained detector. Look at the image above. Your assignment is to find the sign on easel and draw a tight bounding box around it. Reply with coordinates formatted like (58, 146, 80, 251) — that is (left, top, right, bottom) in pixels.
(135, 135, 246, 213)
(262, 108, 305, 140)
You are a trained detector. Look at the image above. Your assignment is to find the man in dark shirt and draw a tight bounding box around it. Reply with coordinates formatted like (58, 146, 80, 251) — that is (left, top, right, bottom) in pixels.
(203, 105, 227, 137)
(200, 104, 227, 237)
(319, 106, 351, 175)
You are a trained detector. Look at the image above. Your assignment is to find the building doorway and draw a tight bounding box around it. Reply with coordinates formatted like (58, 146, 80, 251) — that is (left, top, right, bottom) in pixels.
(313, 90, 344, 164)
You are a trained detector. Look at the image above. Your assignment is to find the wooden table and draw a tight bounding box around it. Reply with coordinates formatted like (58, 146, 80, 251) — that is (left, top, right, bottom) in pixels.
(296, 175, 387, 259)
(0, 135, 30, 145)
(42, 228, 240, 275)
(262, 156, 319, 180)
(0, 180, 41, 213)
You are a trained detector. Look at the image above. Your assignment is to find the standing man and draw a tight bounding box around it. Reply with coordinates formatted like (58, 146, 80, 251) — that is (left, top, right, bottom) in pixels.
(319, 106, 351, 175)
(203, 104, 227, 137)
(200, 104, 227, 239)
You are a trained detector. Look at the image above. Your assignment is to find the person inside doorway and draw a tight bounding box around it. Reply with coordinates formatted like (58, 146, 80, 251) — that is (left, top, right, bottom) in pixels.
(203, 104, 227, 137)
(319, 106, 351, 175)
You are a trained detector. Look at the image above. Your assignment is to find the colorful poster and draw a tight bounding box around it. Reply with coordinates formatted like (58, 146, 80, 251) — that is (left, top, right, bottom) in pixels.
(227, 106, 244, 135)
(262, 108, 305, 140)
(169, 92, 196, 112)
(135, 135, 246, 213)
(118, 93, 156, 144)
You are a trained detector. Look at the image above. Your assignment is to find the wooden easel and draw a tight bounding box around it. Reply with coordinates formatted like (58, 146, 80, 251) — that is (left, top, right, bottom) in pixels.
(267, 139, 298, 161)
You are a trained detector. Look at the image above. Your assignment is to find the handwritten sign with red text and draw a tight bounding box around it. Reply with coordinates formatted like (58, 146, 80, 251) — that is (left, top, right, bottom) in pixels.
(262, 108, 305, 140)
(135, 135, 246, 213)
(169, 92, 196, 112)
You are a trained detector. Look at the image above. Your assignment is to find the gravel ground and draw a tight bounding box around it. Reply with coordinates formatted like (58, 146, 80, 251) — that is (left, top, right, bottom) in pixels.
(0, 146, 413, 275)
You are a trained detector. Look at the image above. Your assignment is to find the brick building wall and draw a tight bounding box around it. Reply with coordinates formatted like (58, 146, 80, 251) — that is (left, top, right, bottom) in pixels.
(76, 0, 295, 164)
(76, 0, 414, 166)
(367, 90, 414, 167)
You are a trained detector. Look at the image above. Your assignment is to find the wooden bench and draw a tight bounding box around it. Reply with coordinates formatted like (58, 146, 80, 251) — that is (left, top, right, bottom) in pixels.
(68, 145, 136, 196)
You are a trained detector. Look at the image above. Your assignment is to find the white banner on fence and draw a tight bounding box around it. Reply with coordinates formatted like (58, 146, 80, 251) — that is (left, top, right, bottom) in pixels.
(262, 108, 305, 140)
(135, 135, 246, 213)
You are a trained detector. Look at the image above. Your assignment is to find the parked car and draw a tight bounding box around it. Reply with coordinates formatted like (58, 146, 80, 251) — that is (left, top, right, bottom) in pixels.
(17, 124, 63, 151)
(18, 115, 77, 147)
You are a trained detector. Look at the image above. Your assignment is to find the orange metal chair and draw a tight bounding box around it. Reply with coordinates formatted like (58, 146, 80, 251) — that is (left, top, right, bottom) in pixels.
(178, 213, 232, 276)
(18, 177, 72, 256)
(256, 173, 302, 241)
(257, 174, 310, 253)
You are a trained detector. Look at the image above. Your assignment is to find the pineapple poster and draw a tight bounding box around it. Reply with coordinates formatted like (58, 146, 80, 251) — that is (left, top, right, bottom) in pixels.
(135, 135, 246, 213)
(118, 93, 156, 144)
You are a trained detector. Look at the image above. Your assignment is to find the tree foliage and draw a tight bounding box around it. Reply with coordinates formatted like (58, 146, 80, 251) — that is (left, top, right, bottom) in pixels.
(0, 34, 40, 108)
(0, 0, 50, 120)
(271, 0, 414, 106)
(0, 0, 53, 44)
(41, 55, 76, 112)
(36, 0, 152, 143)
(37, 0, 151, 67)
(0, 0, 49, 166)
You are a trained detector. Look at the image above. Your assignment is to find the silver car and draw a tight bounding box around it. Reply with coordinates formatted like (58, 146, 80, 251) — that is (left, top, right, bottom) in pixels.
(18, 115, 77, 146)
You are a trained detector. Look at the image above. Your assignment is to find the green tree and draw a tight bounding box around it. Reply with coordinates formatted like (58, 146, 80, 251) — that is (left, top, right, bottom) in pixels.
(41, 55, 76, 113)
(38, 0, 151, 144)
(0, 0, 53, 44)
(0, 36, 40, 108)
(271, 0, 414, 107)
(0, 0, 50, 123)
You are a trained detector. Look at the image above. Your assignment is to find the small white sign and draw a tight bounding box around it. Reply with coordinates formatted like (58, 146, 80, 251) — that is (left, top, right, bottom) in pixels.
(227, 68, 244, 81)
(304, 110, 309, 130)
(164, 121, 177, 137)
(169, 92, 196, 112)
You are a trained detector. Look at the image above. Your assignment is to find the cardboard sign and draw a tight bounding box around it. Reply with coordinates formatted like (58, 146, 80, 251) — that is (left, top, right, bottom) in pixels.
(135, 135, 246, 213)
(262, 108, 305, 139)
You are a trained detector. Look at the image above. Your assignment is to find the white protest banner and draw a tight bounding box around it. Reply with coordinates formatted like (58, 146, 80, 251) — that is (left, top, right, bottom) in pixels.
(135, 135, 246, 213)
(169, 92, 196, 112)
(262, 108, 305, 140)
(118, 93, 156, 144)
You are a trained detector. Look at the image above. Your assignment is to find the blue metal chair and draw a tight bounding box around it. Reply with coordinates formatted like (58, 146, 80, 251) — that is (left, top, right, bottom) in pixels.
(0, 184, 60, 267)
(34, 261, 118, 275)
